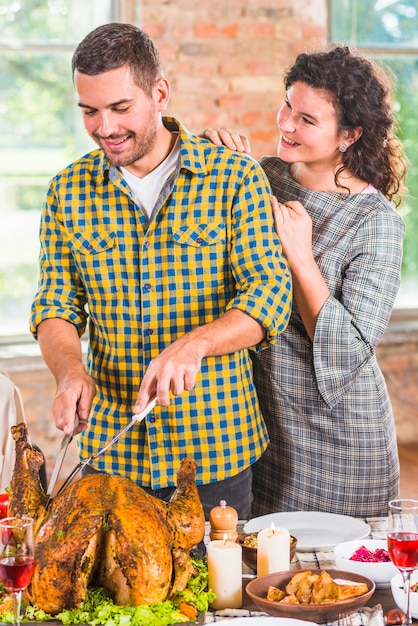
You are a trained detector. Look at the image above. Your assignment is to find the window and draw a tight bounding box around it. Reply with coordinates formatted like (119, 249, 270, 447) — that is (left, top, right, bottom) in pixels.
(330, 0, 418, 309)
(0, 0, 126, 337)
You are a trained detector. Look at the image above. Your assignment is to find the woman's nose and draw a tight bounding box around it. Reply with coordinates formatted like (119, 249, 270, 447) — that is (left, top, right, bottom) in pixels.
(279, 114, 296, 133)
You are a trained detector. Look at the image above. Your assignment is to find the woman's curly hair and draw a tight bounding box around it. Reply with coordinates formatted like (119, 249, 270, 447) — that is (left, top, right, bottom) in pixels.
(284, 46, 408, 206)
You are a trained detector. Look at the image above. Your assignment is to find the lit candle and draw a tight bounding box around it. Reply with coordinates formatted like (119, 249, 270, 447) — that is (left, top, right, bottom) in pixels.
(257, 524, 290, 577)
(207, 534, 242, 609)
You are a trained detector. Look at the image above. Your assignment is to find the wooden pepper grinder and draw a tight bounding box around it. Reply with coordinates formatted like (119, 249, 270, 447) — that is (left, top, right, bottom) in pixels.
(209, 499, 238, 541)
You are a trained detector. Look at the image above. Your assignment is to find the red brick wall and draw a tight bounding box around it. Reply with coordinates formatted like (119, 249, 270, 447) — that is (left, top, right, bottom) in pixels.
(140, 0, 328, 159)
(377, 320, 418, 445)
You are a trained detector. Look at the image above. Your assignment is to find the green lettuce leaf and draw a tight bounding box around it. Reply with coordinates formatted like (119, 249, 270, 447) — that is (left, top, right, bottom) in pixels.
(0, 558, 216, 625)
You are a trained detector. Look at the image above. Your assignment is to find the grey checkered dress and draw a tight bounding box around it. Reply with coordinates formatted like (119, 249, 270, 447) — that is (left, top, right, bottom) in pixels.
(251, 157, 405, 518)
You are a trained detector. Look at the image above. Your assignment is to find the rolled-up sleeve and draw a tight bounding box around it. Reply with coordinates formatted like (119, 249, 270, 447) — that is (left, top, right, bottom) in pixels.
(30, 180, 89, 339)
(224, 159, 292, 349)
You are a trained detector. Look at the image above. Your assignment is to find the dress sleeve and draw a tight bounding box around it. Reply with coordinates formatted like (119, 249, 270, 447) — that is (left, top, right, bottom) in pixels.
(313, 207, 405, 408)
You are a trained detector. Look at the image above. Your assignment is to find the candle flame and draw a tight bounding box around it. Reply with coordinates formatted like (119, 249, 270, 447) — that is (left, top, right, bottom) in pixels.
(223, 533, 228, 545)
(271, 522, 276, 534)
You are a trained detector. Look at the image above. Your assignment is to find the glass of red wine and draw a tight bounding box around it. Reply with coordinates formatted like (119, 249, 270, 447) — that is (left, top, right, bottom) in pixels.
(0, 516, 35, 626)
(388, 499, 418, 626)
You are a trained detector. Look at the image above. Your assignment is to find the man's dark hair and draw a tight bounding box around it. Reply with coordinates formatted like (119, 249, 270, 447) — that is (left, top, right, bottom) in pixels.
(72, 22, 164, 97)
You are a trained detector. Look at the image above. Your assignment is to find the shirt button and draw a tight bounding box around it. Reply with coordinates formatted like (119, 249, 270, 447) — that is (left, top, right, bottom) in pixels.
(149, 415, 156, 423)
(145, 328, 153, 336)
(196, 237, 203, 244)
(144, 239, 149, 248)
(144, 283, 151, 290)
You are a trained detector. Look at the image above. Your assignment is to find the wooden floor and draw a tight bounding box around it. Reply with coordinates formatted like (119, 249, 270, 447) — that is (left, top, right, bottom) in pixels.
(399, 443, 418, 500)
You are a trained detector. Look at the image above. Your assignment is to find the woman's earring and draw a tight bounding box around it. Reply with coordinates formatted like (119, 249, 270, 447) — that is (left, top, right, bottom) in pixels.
(339, 142, 348, 153)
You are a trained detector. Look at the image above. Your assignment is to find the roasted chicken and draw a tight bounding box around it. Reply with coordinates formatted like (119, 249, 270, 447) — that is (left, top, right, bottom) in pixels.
(8, 423, 205, 614)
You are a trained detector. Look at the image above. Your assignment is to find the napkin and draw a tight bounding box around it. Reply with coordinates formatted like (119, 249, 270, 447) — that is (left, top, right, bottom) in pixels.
(331, 605, 385, 626)
(203, 604, 385, 624)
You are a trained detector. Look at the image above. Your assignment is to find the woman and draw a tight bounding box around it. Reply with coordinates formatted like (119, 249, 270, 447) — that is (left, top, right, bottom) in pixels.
(203, 46, 408, 517)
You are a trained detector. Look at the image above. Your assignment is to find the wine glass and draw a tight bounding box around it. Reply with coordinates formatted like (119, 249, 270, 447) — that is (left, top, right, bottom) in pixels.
(387, 499, 418, 626)
(0, 516, 35, 626)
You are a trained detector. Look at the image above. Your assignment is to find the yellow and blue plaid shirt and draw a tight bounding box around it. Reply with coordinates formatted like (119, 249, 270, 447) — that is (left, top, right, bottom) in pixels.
(31, 118, 292, 489)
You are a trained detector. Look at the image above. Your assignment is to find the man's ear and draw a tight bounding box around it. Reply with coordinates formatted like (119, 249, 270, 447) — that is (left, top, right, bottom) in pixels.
(154, 77, 170, 112)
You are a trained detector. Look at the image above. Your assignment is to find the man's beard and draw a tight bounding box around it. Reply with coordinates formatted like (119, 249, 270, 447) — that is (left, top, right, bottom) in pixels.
(93, 123, 158, 168)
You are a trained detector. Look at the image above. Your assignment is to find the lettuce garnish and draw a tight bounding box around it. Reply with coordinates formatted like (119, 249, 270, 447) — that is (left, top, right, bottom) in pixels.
(0, 558, 215, 625)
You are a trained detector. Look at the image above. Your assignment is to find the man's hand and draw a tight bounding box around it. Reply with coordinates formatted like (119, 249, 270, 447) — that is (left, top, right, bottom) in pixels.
(37, 318, 96, 435)
(53, 366, 96, 435)
(134, 309, 265, 413)
(134, 333, 203, 410)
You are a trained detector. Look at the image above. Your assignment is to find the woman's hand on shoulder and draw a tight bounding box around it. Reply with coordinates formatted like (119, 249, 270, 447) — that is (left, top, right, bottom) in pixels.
(200, 126, 251, 154)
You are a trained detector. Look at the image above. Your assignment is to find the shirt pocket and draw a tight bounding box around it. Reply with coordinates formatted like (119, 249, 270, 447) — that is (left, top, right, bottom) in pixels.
(172, 222, 226, 247)
(170, 222, 228, 294)
(69, 231, 120, 299)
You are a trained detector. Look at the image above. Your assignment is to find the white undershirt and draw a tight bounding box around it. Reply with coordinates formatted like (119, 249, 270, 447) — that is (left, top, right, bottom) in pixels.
(120, 133, 180, 217)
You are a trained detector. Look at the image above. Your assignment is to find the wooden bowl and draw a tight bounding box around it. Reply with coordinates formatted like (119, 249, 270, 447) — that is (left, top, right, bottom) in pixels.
(246, 568, 375, 623)
(236, 532, 298, 572)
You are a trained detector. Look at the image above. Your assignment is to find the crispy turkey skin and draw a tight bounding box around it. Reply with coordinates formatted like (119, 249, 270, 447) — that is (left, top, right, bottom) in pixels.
(9, 423, 205, 614)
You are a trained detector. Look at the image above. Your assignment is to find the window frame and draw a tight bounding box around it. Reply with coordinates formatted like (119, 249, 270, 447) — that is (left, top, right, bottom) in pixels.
(0, 0, 136, 344)
(327, 0, 418, 319)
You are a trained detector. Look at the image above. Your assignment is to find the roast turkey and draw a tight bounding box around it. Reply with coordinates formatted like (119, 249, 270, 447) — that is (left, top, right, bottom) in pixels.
(8, 423, 205, 614)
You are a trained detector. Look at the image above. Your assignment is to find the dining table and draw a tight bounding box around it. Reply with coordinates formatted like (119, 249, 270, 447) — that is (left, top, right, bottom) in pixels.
(202, 517, 417, 625)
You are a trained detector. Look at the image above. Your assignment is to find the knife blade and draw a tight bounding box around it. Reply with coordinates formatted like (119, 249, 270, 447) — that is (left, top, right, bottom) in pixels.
(53, 397, 157, 500)
(45, 414, 79, 507)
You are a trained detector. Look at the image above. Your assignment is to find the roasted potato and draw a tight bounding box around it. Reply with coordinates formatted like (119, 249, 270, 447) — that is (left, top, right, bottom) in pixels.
(266, 570, 368, 605)
(266, 586, 285, 602)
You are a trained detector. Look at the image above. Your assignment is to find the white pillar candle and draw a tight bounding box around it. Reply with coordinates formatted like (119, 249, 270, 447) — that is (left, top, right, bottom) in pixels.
(257, 525, 290, 577)
(207, 537, 242, 609)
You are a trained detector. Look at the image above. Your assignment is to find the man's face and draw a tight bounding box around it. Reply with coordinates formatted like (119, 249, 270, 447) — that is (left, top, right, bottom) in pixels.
(74, 65, 169, 171)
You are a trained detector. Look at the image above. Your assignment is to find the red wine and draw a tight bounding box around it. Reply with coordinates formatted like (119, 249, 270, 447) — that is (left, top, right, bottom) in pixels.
(388, 532, 418, 570)
(0, 556, 35, 592)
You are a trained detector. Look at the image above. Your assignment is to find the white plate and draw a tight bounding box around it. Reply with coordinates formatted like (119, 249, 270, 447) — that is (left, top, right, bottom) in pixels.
(221, 619, 319, 625)
(244, 511, 370, 551)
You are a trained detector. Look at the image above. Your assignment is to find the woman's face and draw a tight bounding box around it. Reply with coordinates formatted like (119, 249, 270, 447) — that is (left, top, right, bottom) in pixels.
(276, 81, 346, 168)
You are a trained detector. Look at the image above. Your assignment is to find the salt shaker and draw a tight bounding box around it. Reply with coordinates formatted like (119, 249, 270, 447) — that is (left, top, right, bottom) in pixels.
(209, 499, 238, 541)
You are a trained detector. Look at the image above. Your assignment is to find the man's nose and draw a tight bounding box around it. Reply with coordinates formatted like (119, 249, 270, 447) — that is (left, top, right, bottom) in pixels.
(97, 112, 118, 136)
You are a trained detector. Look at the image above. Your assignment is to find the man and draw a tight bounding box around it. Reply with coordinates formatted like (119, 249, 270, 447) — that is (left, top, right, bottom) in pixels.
(30, 22, 292, 518)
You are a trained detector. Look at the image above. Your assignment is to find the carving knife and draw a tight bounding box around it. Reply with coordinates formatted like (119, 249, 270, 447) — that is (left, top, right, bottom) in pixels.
(52, 397, 157, 501)
(45, 414, 80, 508)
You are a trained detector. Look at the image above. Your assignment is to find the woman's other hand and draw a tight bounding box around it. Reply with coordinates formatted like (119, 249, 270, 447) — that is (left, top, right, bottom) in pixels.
(271, 196, 313, 266)
(272, 195, 330, 340)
